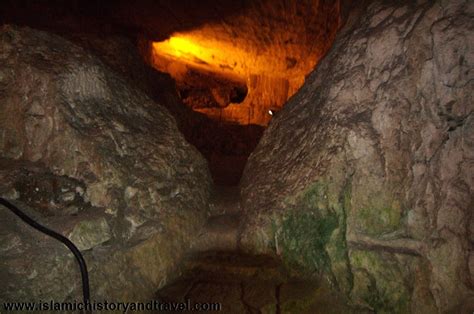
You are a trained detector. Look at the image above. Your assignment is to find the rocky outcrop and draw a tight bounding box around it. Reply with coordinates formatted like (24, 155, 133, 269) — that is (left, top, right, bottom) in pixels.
(64, 33, 192, 131)
(240, 0, 473, 312)
(0, 25, 212, 301)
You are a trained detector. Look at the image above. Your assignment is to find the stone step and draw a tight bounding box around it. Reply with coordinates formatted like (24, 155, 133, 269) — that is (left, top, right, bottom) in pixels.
(183, 251, 284, 281)
(155, 251, 355, 314)
(190, 213, 241, 252)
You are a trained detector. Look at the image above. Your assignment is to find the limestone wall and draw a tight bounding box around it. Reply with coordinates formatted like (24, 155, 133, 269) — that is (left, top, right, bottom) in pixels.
(241, 1, 474, 312)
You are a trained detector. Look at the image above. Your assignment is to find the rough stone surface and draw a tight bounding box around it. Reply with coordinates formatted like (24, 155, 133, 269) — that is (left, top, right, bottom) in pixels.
(241, 0, 473, 312)
(0, 25, 212, 302)
(68, 217, 112, 251)
(156, 251, 353, 314)
(64, 33, 194, 134)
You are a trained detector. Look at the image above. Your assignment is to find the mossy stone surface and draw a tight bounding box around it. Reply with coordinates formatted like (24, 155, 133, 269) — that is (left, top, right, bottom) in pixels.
(275, 182, 338, 274)
(353, 191, 402, 236)
(272, 180, 353, 294)
(349, 250, 410, 313)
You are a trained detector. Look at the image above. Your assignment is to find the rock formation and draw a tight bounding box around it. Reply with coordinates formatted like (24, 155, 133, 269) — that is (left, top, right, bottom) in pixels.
(0, 25, 212, 301)
(241, 0, 473, 312)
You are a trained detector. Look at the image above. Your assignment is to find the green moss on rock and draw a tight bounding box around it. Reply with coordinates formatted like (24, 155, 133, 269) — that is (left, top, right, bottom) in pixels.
(349, 250, 410, 313)
(277, 209, 338, 274)
(274, 181, 350, 285)
(353, 191, 402, 236)
(325, 180, 353, 294)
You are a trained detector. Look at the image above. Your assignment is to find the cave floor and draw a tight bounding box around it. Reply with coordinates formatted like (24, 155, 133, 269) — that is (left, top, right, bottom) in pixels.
(154, 186, 353, 314)
(155, 251, 352, 314)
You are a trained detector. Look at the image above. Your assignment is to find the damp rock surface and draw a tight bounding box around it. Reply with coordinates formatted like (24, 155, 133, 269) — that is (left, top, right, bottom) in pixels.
(241, 0, 474, 312)
(0, 25, 212, 302)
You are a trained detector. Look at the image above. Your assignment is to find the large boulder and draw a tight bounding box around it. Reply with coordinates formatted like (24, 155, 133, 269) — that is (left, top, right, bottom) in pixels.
(240, 0, 473, 312)
(0, 25, 212, 301)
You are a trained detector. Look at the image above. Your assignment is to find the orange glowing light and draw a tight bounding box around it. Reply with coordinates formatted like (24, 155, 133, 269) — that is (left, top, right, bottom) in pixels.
(152, 35, 243, 76)
(151, 32, 308, 81)
(146, 0, 342, 126)
(149, 23, 337, 125)
(150, 33, 303, 125)
(156, 37, 205, 59)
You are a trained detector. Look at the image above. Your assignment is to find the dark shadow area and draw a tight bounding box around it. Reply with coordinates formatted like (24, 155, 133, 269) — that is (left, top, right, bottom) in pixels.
(0, 0, 245, 40)
(182, 115, 264, 186)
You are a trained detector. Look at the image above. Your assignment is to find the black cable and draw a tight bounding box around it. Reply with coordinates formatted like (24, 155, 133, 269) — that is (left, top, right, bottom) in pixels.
(0, 197, 90, 305)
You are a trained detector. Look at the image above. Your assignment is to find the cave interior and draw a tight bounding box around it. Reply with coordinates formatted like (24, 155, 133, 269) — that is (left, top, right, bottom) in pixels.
(0, 0, 472, 313)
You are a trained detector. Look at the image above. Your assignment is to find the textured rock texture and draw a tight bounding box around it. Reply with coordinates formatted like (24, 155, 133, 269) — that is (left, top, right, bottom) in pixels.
(65, 33, 191, 131)
(241, 0, 473, 312)
(0, 25, 212, 301)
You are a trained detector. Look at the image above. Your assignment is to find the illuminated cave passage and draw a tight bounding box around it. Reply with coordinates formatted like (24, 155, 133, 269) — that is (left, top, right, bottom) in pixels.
(0, 0, 473, 313)
(146, 2, 341, 127)
(138, 0, 342, 185)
